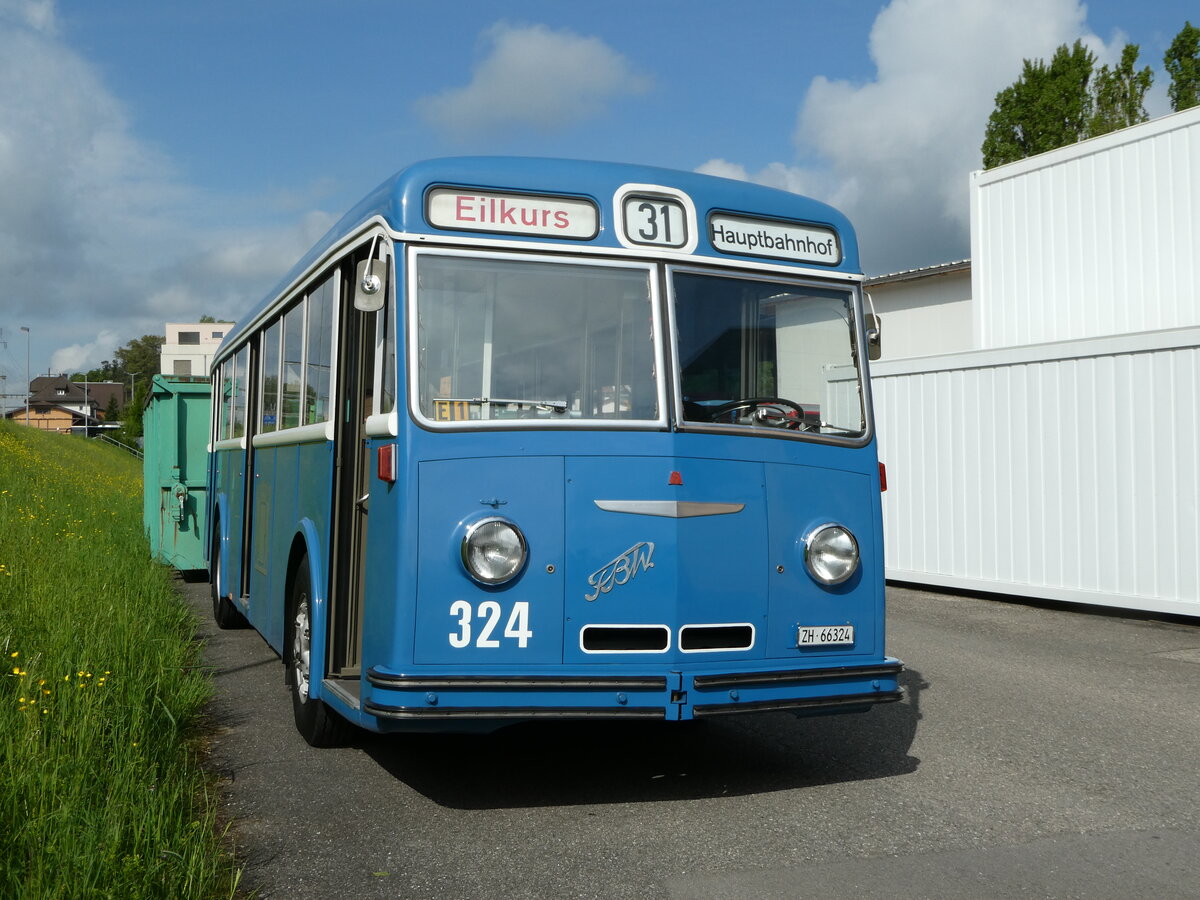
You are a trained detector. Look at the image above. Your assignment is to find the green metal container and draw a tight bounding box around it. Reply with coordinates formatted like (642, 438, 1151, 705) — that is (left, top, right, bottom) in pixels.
(143, 375, 211, 573)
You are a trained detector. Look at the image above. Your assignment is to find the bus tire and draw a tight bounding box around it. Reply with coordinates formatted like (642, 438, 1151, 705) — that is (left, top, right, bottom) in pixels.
(287, 555, 351, 747)
(211, 529, 247, 629)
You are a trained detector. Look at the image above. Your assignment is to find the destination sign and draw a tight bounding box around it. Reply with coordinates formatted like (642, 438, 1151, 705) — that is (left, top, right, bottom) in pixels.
(709, 213, 841, 265)
(427, 188, 599, 240)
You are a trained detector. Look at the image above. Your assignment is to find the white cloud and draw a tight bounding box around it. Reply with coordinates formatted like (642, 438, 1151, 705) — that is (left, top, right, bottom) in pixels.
(699, 0, 1122, 274)
(0, 0, 56, 32)
(49, 329, 120, 374)
(0, 2, 336, 375)
(418, 23, 650, 139)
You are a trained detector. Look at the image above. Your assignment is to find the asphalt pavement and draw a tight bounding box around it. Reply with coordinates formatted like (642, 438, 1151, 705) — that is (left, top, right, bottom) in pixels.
(181, 576, 1200, 899)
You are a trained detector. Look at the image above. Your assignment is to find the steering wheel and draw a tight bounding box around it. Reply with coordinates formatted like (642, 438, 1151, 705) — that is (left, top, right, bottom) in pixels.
(709, 397, 808, 429)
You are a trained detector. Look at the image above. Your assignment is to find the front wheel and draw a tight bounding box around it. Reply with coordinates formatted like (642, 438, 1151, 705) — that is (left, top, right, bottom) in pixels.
(286, 555, 351, 747)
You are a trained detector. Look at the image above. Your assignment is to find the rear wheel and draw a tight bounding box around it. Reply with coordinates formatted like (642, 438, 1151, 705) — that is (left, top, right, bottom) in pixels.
(211, 529, 247, 629)
(286, 555, 351, 747)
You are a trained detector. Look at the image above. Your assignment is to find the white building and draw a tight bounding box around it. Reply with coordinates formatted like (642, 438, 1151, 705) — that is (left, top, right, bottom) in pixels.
(864, 260, 972, 360)
(871, 105, 1200, 617)
(161, 322, 231, 376)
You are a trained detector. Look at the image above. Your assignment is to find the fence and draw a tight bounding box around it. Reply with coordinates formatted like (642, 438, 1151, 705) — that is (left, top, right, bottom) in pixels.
(871, 325, 1200, 617)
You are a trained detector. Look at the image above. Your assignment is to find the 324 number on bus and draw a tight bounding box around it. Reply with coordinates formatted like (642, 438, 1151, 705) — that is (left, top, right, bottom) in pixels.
(449, 600, 532, 649)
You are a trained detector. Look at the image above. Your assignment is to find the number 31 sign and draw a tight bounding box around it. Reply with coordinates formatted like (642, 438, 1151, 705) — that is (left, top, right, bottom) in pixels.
(621, 195, 689, 249)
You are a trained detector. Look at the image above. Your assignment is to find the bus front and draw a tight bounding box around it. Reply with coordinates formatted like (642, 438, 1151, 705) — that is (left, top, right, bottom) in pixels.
(360, 164, 902, 727)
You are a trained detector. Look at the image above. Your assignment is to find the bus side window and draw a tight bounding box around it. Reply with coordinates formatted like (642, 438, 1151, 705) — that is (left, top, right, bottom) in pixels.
(304, 275, 336, 425)
(260, 319, 282, 432)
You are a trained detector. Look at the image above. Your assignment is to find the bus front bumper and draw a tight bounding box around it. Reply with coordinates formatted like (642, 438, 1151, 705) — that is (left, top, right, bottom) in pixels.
(362, 660, 904, 723)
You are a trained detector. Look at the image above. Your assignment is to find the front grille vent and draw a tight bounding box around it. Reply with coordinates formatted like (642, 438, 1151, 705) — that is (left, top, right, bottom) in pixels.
(580, 625, 669, 653)
(679, 624, 754, 652)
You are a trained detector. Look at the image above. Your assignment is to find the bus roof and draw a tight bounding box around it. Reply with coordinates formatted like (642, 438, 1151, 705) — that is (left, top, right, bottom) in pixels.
(216, 157, 861, 360)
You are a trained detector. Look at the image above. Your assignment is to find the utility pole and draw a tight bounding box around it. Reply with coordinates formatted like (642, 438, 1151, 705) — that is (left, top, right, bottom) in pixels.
(20, 326, 29, 426)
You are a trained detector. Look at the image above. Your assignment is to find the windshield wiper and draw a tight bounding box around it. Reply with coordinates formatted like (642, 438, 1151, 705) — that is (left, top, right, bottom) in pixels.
(815, 423, 860, 435)
(466, 397, 569, 414)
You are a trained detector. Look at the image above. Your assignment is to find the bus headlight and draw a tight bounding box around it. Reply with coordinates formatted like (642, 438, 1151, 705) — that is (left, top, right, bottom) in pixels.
(461, 517, 528, 585)
(803, 523, 859, 585)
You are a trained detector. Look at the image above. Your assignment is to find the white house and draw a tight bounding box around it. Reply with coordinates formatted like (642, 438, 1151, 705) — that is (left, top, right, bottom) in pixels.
(864, 260, 972, 360)
(161, 322, 231, 376)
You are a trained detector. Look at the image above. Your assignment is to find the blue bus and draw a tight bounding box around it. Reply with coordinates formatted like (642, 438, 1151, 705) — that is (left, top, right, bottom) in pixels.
(207, 157, 902, 745)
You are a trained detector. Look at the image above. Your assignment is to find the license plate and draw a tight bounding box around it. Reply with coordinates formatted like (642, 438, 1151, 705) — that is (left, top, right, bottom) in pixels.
(798, 625, 855, 647)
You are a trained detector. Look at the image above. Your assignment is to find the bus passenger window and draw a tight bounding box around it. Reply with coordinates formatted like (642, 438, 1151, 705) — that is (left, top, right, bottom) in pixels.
(280, 302, 304, 430)
(260, 320, 282, 432)
(304, 276, 335, 425)
(232, 345, 249, 439)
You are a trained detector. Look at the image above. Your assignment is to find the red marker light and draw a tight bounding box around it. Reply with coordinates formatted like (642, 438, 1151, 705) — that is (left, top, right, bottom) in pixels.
(668, 471, 683, 486)
(378, 444, 397, 484)
(879, 462, 887, 492)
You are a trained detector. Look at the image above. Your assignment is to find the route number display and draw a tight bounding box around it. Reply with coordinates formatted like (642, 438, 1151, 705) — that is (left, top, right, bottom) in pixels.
(622, 195, 688, 248)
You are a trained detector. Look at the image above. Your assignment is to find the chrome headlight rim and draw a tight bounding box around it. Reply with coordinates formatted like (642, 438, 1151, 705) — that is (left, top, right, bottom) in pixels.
(803, 522, 860, 586)
(460, 516, 528, 586)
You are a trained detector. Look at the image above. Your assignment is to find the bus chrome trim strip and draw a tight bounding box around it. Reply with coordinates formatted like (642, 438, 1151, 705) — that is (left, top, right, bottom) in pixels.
(691, 661, 904, 690)
(593, 500, 745, 518)
(251, 421, 333, 448)
(366, 670, 668, 691)
(692, 690, 903, 718)
(364, 702, 666, 721)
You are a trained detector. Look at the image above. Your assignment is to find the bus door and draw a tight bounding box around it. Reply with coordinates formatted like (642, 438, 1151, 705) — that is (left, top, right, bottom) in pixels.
(327, 242, 393, 682)
(233, 343, 256, 600)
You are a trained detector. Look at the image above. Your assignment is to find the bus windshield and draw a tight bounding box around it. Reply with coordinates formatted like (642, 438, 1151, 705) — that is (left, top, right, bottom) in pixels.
(416, 253, 660, 423)
(673, 271, 865, 437)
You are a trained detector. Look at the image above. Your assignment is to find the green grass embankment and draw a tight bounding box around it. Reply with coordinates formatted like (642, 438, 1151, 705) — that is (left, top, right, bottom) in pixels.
(0, 422, 241, 899)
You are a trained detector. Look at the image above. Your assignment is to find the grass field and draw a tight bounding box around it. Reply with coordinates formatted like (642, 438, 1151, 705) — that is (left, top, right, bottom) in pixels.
(0, 422, 241, 899)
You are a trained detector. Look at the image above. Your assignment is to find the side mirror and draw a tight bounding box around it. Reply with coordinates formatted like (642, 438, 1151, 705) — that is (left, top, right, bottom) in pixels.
(866, 313, 882, 361)
(354, 258, 387, 312)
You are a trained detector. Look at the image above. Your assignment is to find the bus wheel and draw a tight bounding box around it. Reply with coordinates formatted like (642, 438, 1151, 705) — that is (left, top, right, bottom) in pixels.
(287, 555, 351, 747)
(211, 533, 247, 629)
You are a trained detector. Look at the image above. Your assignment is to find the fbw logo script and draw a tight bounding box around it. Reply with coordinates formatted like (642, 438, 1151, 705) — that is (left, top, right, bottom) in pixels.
(585, 542, 655, 602)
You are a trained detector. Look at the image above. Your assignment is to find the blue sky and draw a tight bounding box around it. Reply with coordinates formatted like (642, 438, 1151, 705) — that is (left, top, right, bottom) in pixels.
(0, 0, 1196, 384)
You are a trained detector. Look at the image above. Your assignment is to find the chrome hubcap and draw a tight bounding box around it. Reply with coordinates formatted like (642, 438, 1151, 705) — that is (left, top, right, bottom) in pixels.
(292, 597, 311, 703)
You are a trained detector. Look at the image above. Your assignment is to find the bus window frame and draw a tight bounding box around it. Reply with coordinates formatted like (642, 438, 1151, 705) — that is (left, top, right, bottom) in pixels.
(664, 263, 875, 448)
(212, 229, 397, 451)
(406, 245, 671, 433)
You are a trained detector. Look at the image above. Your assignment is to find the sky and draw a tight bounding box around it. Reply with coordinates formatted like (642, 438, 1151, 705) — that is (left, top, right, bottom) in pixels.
(0, 0, 1195, 388)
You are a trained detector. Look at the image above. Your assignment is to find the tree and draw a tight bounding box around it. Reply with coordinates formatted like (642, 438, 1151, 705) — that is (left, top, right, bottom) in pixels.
(1088, 43, 1152, 137)
(982, 40, 1096, 169)
(1165, 21, 1200, 112)
(115, 335, 164, 387)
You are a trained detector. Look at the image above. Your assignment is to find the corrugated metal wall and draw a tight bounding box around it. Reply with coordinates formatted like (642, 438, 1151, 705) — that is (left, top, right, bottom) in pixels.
(971, 107, 1200, 349)
(872, 327, 1200, 617)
